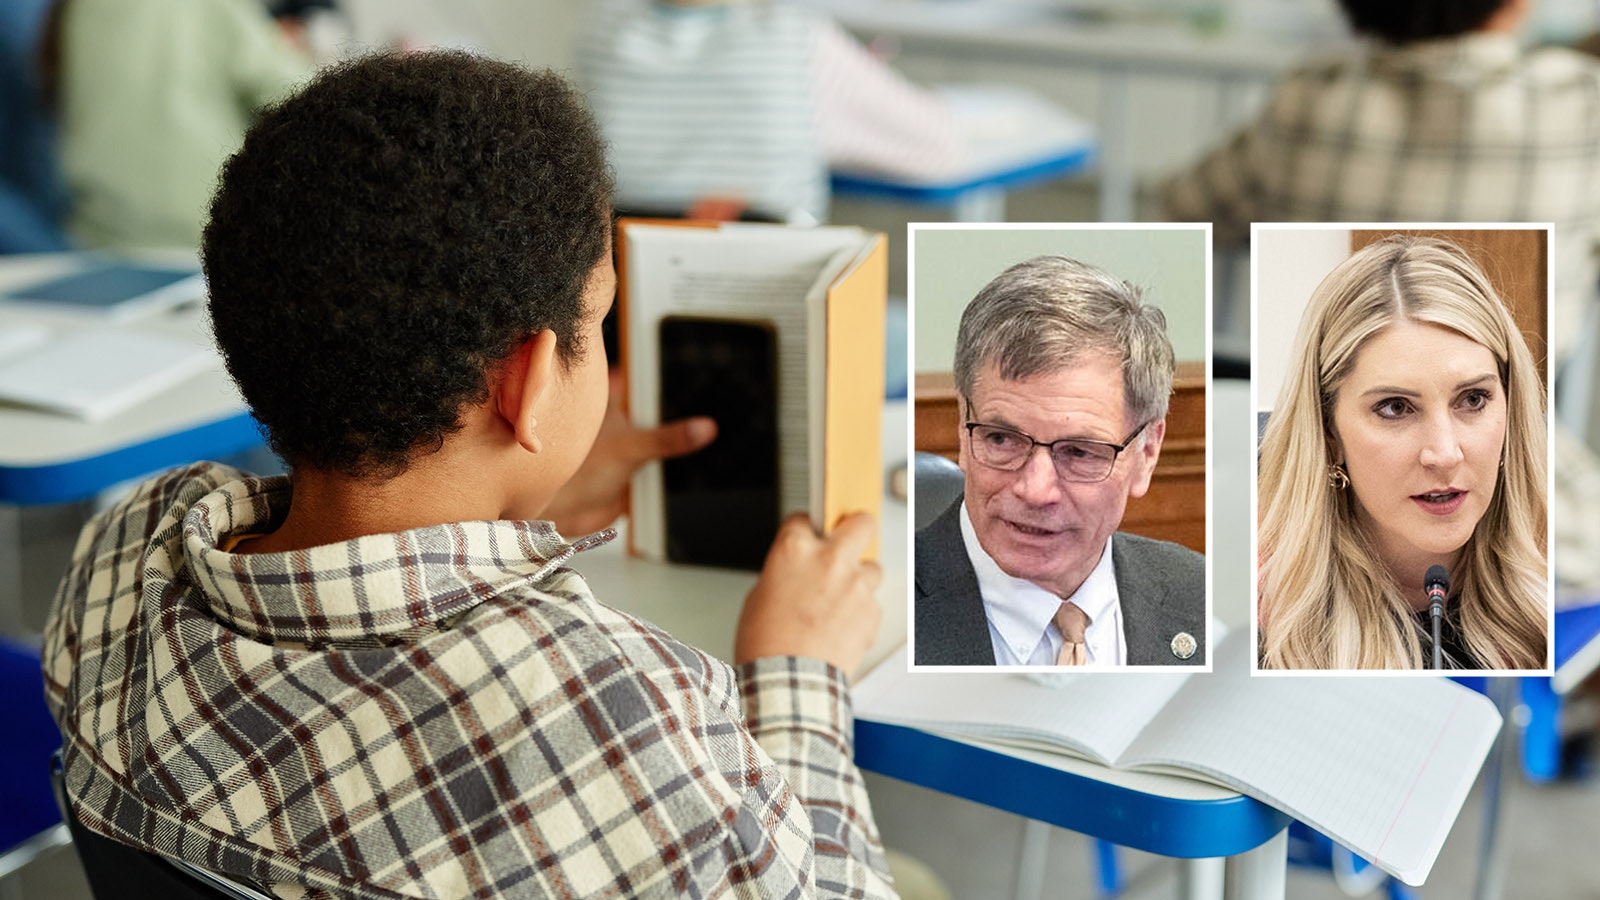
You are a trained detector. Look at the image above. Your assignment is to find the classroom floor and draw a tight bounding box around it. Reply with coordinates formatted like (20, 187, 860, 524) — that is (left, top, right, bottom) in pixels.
(864, 750, 1600, 900)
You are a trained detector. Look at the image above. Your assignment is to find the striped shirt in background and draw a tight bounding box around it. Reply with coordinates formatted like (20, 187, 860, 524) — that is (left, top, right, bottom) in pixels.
(1164, 30, 1600, 596)
(44, 463, 896, 899)
(577, 0, 965, 223)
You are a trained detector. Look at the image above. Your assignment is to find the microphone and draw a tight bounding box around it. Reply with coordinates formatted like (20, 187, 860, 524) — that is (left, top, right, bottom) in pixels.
(1424, 565, 1449, 670)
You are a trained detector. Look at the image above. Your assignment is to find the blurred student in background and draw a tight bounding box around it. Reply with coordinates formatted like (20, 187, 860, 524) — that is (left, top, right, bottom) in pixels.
(0, 0, 68, 252)
(576, 0, 967, 224)
(52, 0, 315, 250)
(1164, 0, 1600, 596)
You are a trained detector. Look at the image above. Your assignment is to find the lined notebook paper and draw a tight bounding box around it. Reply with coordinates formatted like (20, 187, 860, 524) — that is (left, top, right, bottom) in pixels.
(853, 636, 1500, 885)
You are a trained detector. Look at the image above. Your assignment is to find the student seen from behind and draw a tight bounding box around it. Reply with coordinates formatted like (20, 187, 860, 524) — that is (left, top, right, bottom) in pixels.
(45, 52, 898, 899)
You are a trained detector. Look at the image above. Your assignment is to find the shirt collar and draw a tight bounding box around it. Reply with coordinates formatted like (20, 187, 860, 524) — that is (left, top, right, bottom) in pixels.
(1367, 30, 1521, 77)
(180, 475, 614, 647)
(959, 502, 1117, 655)
(1068, 539, 1120, 625)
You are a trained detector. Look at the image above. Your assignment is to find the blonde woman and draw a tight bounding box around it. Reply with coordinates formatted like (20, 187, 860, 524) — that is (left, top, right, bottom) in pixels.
(1259, 235, 1547, 670)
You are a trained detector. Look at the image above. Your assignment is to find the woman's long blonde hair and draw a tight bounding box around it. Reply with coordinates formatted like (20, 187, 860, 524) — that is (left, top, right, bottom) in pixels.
(1259, 236, 1547, 669)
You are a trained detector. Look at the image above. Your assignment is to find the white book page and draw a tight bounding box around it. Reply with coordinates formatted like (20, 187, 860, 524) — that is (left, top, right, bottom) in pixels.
(1119, 637, 1501, 885)
(852, 647, 1195, 765)
(625, 225, 865, 558)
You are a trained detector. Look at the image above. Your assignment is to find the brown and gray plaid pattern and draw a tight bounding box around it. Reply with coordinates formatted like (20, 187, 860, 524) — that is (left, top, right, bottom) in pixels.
(1164, 32, 1600, 361)
(44, 463, 896, 899)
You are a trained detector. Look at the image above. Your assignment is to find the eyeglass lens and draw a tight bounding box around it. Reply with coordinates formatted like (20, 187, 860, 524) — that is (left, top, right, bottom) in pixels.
(969, 425, 1117, 481)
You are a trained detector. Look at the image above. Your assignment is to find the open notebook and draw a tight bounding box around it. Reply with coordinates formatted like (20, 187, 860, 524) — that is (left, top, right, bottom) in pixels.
(853, 635, 1500, 886)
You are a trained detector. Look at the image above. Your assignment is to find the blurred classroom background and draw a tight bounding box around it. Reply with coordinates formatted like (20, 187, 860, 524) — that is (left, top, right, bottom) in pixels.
(3, 0, 1599, 898)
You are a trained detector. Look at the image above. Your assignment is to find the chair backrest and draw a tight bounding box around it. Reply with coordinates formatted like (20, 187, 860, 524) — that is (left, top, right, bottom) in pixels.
(50, 752, 275, 900)
(0, 636, 73, 884)
(912, 451, 964, 530)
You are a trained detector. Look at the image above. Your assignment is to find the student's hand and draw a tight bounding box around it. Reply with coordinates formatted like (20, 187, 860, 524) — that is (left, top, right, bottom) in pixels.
(735, 512, 883, 681)
(543, 371, 716, 536)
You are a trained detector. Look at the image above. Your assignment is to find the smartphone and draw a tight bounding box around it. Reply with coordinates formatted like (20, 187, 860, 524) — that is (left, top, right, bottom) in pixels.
(658, 316, 780, 570)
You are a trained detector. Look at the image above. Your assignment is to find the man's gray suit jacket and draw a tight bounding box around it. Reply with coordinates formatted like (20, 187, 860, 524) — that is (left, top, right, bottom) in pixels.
(913, 498, 1206, 666)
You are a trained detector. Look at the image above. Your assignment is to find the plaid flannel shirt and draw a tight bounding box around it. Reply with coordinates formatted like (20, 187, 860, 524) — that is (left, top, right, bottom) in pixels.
(43, 463, 896, 899)
(1164, 31, 1600, 362)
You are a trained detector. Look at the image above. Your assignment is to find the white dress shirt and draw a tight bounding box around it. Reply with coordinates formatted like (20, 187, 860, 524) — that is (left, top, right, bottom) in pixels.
(959, 503, 1126, 666)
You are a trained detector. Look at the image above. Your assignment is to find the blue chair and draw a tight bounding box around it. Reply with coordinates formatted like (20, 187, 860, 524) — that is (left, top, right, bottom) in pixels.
(17, 635, 270, 898)
(911, 451, 962, 530)
(0, 638, 69, 879)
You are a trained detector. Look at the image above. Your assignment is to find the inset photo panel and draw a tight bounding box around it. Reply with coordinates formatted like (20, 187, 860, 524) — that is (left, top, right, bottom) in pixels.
(1252, 225, 1555, 674)
(908, 223, 1212, 671)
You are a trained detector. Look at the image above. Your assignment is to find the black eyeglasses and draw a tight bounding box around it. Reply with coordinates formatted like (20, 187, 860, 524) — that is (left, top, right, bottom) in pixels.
(963, 420, 1150, 483)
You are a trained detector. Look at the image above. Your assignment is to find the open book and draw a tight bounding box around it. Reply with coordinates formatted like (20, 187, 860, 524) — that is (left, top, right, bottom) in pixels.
(853, 635, 1501, 886)
(619, 221, 885, 564)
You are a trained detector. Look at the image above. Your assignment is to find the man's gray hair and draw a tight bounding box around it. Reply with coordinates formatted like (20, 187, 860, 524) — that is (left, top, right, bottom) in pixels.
(953, 254, 1175, 424)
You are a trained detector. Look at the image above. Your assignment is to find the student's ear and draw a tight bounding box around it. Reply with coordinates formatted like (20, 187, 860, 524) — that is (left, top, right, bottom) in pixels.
(496, 329, 560, 454)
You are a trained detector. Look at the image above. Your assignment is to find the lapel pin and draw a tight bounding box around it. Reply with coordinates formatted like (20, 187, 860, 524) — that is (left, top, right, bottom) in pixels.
(1170, 632, 1197, 660)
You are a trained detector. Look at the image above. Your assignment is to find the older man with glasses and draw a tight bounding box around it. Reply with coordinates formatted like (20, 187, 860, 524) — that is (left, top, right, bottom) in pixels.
(914, 254, 1206, 667)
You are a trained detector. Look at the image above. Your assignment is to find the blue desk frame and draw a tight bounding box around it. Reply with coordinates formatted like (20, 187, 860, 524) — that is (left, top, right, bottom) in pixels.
(831, 144, 1096, 213)
(856, 720, 1291, 859)
(0, 393, 261, 635)
(0, 412, 262, 506)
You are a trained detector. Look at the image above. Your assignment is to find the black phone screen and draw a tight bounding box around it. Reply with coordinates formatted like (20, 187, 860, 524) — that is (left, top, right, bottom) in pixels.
(658, 316, 780, 570)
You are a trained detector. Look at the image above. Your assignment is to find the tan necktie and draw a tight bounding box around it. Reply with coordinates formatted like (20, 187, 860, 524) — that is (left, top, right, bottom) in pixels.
(1055, 602, 1090, 666)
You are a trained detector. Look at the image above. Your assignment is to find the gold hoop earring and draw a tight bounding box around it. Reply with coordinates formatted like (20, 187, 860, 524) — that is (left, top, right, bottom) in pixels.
(1327, 463, 1350, 490)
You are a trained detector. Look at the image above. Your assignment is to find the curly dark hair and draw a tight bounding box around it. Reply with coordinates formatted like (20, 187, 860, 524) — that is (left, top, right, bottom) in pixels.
(203, 51, 613, 477)
(1336, 0, 1506, 43)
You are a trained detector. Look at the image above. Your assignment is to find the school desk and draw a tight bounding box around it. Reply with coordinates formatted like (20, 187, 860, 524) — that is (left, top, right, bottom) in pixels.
(0, 253, 260, 632)
(584, 398, 1298, 900)
(831, 84, 1097, 222)
(792, 0, 1345, 221)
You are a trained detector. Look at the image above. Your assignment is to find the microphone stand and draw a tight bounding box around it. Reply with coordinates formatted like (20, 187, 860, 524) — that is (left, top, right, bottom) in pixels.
(1424, 565, 1449, 671)
(1431, 605, 1443, 671)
